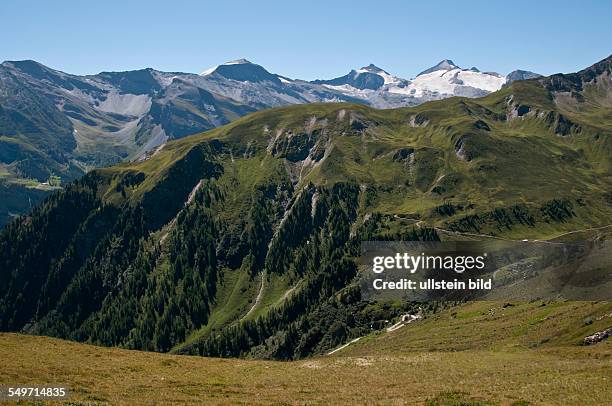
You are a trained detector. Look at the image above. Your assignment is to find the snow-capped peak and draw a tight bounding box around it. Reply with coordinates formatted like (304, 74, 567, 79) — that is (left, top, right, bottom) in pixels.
(201, 59, 253, 76)
(225, 58, 252, 65)
(417, 59, 460, 76)
(355, 64, 404, 86)
(196, 56, 539, 109)
(200, 66, 217, 76)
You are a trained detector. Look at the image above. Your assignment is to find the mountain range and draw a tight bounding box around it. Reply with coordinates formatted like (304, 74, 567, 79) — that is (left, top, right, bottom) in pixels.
(0, 58, 539, 226)
(0, 54, 609, 359)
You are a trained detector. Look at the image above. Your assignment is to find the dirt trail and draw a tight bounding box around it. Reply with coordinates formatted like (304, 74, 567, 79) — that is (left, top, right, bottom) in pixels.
(279, 282, 300, 303)
(240, 192, 299, 322)
(327, 337, 362, 355)
(159, 180, 204, 244)
(547, 224, 612, 240)
(328, 312, 424, 355)
(242, 271, 266, 320)
(185, 180, 204, 206)
(434, 224, 612, 244)
(434, 227, 514, 241)
(386, 313, 423, 332)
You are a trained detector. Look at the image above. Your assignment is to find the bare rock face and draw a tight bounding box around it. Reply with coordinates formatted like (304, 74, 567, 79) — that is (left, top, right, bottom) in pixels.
(269, 130, 318, 162)
(454, 136, 470, 161)
(392, 148, 415, 163)
(543, 112, 582, 136)
(409, 113, 429, 127)
(583, 327, 612, 345)
(542, 54, 612, 94)
(505, 70, 542, 84)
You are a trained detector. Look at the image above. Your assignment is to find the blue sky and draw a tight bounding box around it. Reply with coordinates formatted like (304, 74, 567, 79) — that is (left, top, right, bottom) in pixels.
(2, 0, 611, 79)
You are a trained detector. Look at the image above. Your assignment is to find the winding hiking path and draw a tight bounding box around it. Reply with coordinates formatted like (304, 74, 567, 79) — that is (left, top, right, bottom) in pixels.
(546, 224, 612, 240)
(434, 224, 612, 243)
(327, 337, 362, 355)
(435, 227, 515, 241)
(327, 312, 424, 355)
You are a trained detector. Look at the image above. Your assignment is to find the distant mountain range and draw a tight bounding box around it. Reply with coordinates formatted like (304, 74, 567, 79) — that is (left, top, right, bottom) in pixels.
(0, 57, 539, 225)
(311, 58, 533, 104)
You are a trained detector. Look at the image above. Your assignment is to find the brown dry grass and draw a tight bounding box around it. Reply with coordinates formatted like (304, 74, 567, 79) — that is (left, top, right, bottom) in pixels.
(1, 301, 610, 405)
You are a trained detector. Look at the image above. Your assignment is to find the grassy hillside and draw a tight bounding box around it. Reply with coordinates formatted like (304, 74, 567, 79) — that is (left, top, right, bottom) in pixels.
(1, 300, 610, 405)
(102, 74, 611, 238)
(0, 57, 611, 360)
(345, 301, 612, 354)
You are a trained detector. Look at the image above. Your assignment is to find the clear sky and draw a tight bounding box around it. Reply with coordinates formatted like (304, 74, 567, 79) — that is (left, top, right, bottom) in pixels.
(2, 0, 611, 79)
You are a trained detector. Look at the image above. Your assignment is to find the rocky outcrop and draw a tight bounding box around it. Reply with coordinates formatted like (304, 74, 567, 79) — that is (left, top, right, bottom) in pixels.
(583, 327, 612, 345)
(392, 148, 415, 163)
(543, 112, 581, 136)
(505, 70, 542, 85)
(541, 54, 612, 94)
(409, 113, 429, 127)
(269, 130, 318, 162)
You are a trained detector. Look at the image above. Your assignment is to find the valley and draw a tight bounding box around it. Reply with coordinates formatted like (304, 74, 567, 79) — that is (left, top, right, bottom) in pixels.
(1, 55, 610, 362)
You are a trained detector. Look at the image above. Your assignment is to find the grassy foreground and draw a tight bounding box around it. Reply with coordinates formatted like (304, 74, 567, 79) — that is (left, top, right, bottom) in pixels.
(1, 301, 610, 405)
